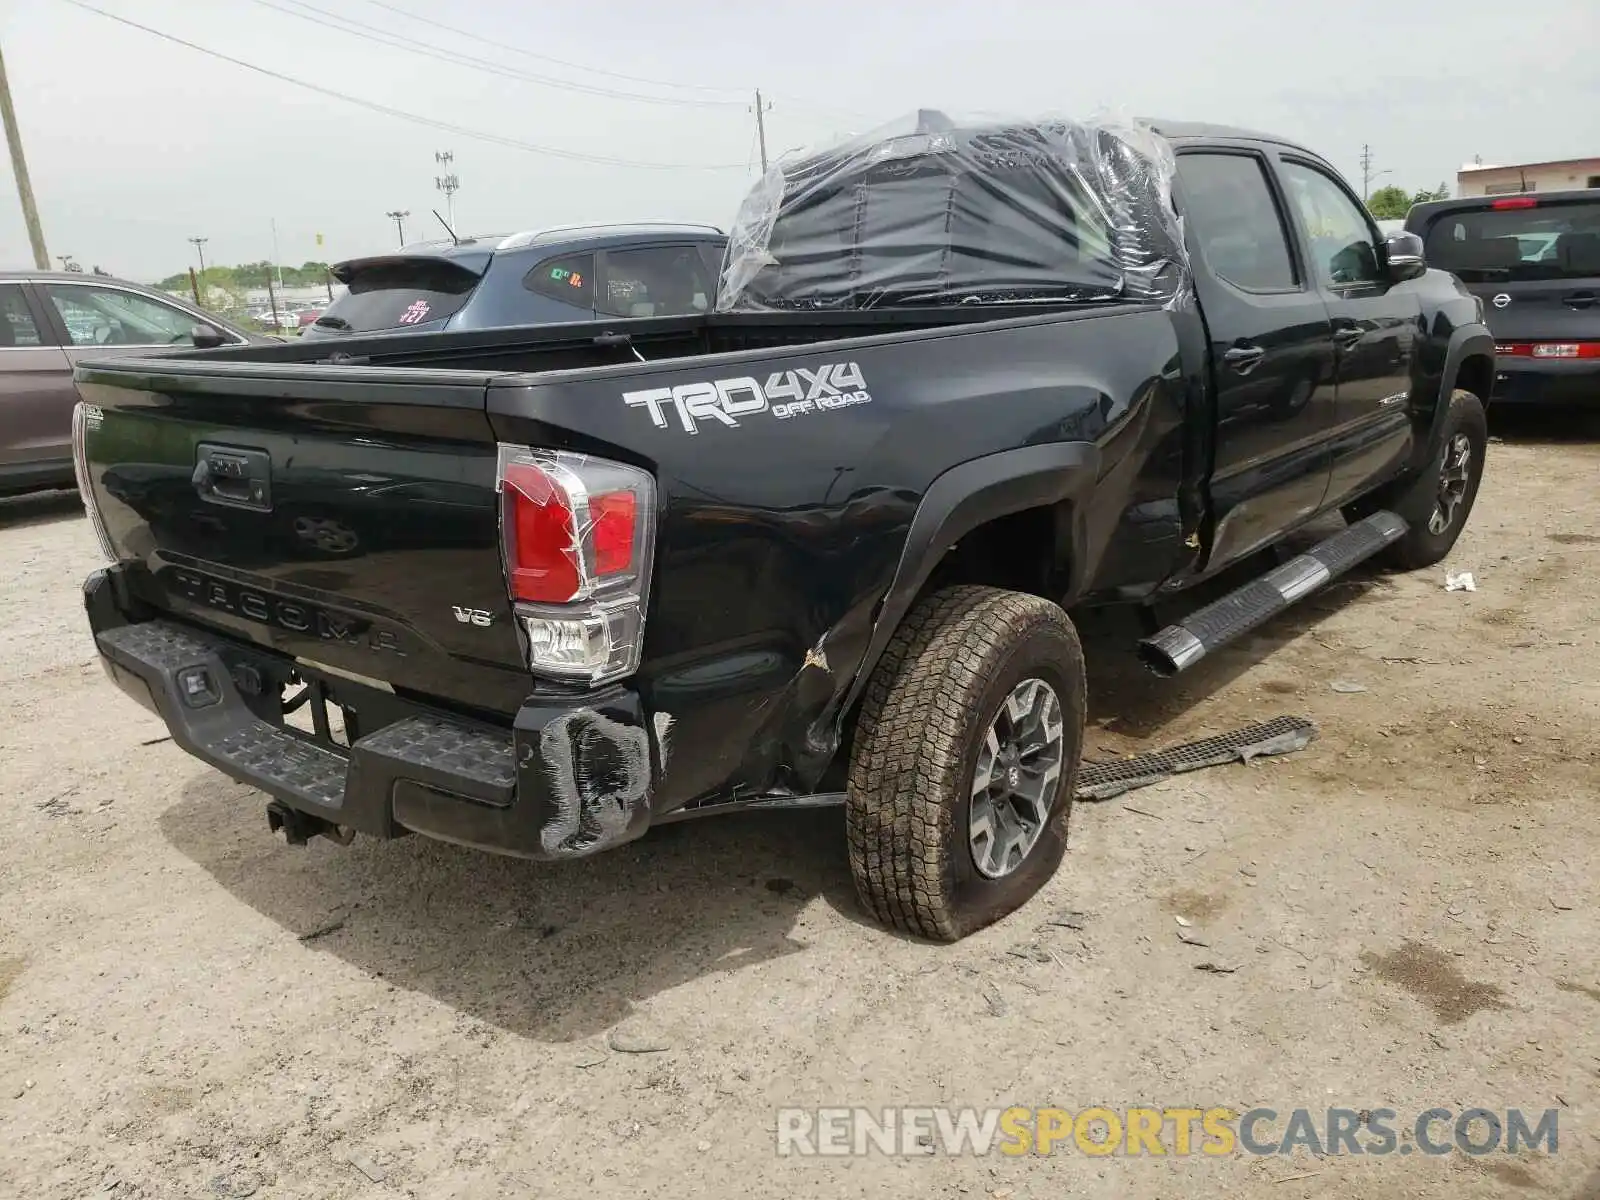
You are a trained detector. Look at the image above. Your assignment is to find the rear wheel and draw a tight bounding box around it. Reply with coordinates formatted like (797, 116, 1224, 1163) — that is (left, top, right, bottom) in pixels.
(1346, 390, 1488, 570)
(846, 586, 1086, 941)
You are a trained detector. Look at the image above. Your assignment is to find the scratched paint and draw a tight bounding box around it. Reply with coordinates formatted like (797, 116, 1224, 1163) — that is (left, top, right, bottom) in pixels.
(537, 708, 651, 857)
(802, 631, 830, 674)
(652, 711, 676, 768)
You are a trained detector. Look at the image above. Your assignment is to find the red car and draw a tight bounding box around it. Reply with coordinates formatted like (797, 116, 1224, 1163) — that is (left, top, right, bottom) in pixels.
(297, 308, 324, 328)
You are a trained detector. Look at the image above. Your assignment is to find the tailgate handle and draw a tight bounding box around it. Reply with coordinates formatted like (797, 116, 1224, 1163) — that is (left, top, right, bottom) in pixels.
(193, 444, 272, 512)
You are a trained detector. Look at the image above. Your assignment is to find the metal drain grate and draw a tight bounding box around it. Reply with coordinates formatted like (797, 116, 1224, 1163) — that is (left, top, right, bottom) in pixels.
(1076, 715, 1318, 801)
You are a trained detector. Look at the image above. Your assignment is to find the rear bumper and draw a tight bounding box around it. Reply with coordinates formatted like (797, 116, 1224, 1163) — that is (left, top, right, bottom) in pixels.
(85, 566, 654, 861)
(1491, 359, 1600, 405)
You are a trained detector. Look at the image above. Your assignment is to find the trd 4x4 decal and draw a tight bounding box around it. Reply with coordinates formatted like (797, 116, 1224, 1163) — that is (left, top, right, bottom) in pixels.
(623, 362, 871, 435)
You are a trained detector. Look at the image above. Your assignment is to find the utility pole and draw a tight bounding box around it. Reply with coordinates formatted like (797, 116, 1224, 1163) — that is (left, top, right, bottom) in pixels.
(385, 209, 410, 246)
(752, 89, 771, 172)
(0, 37, 49, 269)
(434, 151, 458, 231)
(1359, 144, 1393, 202)
(270, 217, 285, 294)
(188, 236, 208, 274)
(265, 269, 280, 332)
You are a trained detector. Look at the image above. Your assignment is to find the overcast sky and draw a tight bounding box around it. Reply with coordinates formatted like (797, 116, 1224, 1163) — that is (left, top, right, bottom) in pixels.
(2, 0, 1596, 282)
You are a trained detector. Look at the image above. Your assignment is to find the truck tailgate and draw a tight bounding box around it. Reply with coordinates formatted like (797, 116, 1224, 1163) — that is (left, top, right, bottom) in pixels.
(74, 359, 533, 715)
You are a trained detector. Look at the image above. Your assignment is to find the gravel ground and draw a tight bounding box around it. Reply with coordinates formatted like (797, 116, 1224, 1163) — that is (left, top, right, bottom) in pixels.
(2, 422, 1598, 1199)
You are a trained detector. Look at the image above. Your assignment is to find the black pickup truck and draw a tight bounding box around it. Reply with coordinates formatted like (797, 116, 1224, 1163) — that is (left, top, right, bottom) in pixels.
(73, 116, 1494, 941)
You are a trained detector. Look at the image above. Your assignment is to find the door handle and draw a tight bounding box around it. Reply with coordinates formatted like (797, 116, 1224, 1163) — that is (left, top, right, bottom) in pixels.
(1563, 291, 1595, 310)
(1222, 344, 1266, 375)
(1333, 327, 1364, 351)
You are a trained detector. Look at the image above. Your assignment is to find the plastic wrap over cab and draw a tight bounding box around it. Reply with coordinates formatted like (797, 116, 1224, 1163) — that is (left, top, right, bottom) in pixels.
(717, 110, 1188, 312)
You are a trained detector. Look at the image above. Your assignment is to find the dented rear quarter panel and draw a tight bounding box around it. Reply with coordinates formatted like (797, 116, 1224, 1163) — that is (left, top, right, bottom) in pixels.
(486, 305, 1196, 813)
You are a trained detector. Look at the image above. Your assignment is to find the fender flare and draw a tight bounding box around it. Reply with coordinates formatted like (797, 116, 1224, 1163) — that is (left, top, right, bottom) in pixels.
(1429, 323, 1495, 453)
(838, 441, 1101, 720)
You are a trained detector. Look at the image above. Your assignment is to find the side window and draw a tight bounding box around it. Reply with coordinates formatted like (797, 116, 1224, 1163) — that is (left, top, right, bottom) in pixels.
(1174, 153, 1298, 291)
(1278, 162, 1381, 286)
(0, 284, 44, 346)
(45, 283, 203, 346)
(597, 245, 713, 318)
(523, 253, 594, 308)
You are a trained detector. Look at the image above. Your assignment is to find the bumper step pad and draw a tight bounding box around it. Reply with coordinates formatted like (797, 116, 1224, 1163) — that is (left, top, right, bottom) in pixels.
(357, 716, 517, 793)
(210, 722, 348, 808)
(96, 620, 515, 827)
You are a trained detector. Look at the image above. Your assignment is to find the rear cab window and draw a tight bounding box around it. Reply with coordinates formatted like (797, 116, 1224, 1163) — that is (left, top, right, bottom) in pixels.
(314, 258, 482, 334)
(1421, 198, 1600, 283)
(1174, 152, 1299, 291)
(697, 241, 726, 286)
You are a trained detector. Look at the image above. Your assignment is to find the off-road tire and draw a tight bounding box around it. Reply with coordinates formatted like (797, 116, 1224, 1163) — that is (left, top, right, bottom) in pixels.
(846, 586, 1086, 941)
(1345, 390, 1488, 570)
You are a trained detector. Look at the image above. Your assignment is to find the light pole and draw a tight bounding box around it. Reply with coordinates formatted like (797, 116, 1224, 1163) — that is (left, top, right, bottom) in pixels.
(434, 150, 458, 231)
(188, 236, 208, 274)
(385, 209, 410, 247)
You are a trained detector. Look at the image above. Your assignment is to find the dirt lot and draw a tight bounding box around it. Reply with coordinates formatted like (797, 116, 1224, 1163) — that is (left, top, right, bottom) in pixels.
(2, 423, 1598, 1200)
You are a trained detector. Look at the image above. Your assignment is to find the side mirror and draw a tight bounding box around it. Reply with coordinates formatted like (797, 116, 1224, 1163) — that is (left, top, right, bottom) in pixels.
(1383, 231, 1426, 282)
(191, 324, 226, 349)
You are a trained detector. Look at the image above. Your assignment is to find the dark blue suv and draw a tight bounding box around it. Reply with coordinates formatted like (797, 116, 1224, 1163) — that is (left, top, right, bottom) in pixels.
(304, 222, 727, 339)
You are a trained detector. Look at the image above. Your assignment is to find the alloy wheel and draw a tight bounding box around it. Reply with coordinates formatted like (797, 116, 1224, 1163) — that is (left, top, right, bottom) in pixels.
(968, 677, 1066, 879)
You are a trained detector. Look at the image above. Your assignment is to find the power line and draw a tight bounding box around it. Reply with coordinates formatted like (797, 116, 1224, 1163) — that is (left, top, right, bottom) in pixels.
(58, 0, 750, 171)
(350, 0, 747, 98)
(242, 0, 743, 109)
(348, 0, 873, 127)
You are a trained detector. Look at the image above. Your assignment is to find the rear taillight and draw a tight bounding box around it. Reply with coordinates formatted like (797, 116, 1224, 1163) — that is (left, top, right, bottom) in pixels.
(71, 402, 118, 562)
(1495, 342, 1600, 359)
(496, 445, 655, 685)
(1490, 196, 1538, 210)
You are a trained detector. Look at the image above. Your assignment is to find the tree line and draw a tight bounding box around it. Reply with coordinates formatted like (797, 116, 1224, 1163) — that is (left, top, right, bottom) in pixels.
(153, 261, 335, 292)
(1365, 183, 1452, 220)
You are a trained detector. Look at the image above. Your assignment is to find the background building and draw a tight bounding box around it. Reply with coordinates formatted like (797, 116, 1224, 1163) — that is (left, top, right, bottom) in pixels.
(1456, 156, 1600, 197)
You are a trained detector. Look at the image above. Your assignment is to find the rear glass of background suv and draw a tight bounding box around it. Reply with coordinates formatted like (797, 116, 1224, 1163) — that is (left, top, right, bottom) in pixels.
(314, 259, 481, 333)
(1422, 199, 1600, 283)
